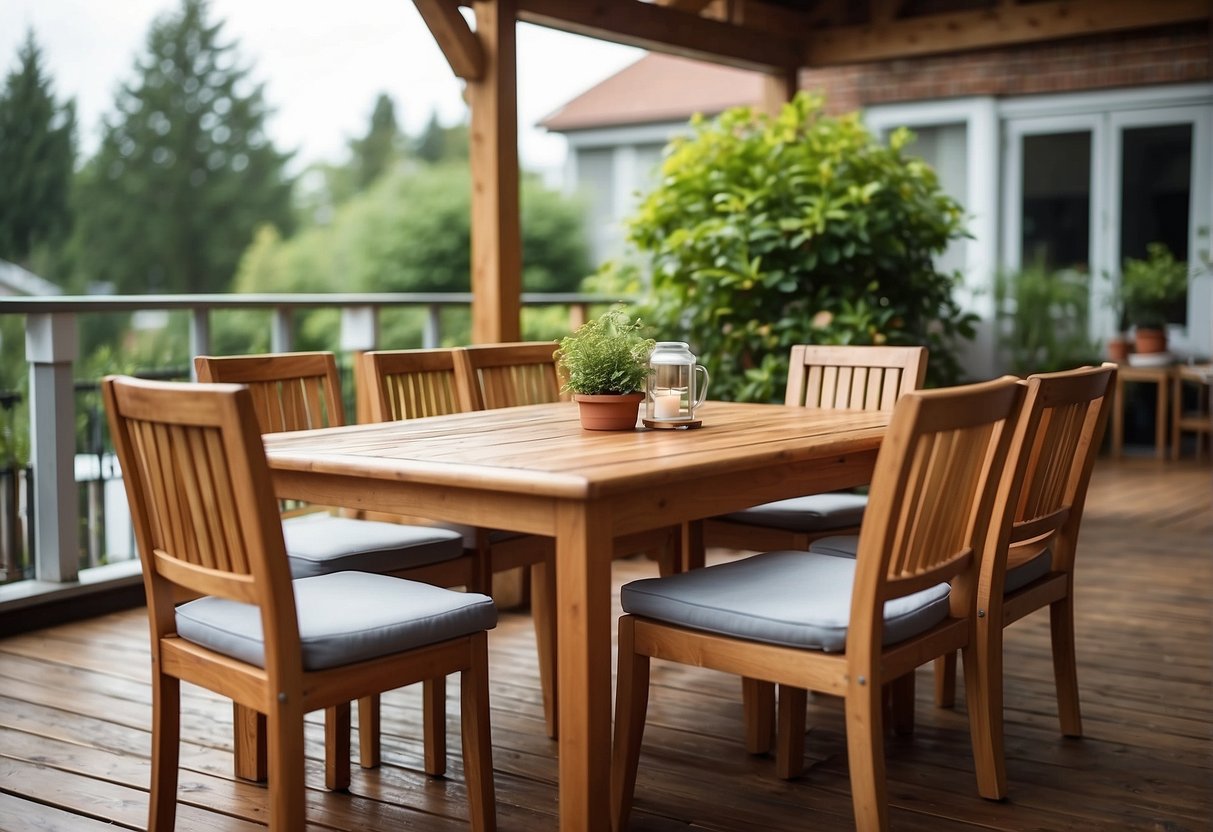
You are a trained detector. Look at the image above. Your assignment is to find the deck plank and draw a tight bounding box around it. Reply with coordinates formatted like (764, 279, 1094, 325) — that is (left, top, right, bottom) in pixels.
(0, 458, 1208, 831)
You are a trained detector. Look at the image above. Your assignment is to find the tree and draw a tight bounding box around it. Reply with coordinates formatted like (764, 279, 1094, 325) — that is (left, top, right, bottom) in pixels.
(72, 0, 293, 295)
(414, 110, 468, 165)
(0, 30, 75, 270)
(350, 93, 400, 189)
(628, 93, 976, 400)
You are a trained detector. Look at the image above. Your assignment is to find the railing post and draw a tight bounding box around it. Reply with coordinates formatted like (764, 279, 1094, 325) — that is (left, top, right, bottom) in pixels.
(341, 306, 379, 424)
(271, 307, 293, 353)
(189, 308, 210, 379)
(424, 304, 441, 348)
(25, 313, 79, 583)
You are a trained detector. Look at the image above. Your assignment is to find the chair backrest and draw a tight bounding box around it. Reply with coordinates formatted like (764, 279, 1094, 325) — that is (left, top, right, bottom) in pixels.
(996, 363, 1117, 580)
(194, 352, 346, 433)
(362, 348, 471, 421)
(455, 341, 563, 410)
(849, 376, 1024, 650)
(102, 376, 299, 650)
(785, 345, 928, 410)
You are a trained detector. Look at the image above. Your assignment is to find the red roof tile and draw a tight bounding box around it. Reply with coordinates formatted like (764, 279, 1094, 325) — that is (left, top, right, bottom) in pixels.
(539, 52, 763, 132)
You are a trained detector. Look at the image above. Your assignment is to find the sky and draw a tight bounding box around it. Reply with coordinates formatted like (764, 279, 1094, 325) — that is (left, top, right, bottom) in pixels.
(0, 0, 644, 174)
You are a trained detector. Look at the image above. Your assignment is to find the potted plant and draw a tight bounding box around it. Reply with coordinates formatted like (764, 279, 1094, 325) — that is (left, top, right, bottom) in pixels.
(555, 308, 655, 430)
(1121, 242, 1188, 354)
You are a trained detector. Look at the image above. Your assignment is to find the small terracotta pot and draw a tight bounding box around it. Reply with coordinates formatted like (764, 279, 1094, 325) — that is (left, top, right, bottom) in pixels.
(572, 392, 643, 431)
(1106, 335, 1130, 363)
(1134, 327, 1167, 355)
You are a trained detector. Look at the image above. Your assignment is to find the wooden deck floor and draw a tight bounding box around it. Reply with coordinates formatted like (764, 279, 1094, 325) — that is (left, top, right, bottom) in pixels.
(1, 458, 1209, 831)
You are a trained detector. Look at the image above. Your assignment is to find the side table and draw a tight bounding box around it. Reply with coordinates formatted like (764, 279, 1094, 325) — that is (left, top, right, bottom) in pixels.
(1112, 364, 1171, 459)
(1171, 364, 1213, 461)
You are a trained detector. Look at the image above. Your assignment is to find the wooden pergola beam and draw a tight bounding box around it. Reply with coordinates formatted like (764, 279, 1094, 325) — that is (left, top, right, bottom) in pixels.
(414, 0, 485, 80)
(513, 0, 801, 72)
(806, 0, 1209, 66)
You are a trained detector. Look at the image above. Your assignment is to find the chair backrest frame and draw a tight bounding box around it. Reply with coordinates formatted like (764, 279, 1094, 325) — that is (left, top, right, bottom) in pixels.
(362, 348, 472, 421)
(194, 351, 347, 433)
(786, 345, 928, 411)
(455, 341, 563, 410)
(847, 376, 1024, 659)
(102, 375, 302, 676)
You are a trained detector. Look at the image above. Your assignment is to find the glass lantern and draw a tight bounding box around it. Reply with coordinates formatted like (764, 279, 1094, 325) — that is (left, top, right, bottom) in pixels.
(645, 341, 710, 424)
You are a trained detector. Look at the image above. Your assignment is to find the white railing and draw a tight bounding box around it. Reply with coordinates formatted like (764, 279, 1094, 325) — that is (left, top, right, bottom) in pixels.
(0, 292, 619, 607)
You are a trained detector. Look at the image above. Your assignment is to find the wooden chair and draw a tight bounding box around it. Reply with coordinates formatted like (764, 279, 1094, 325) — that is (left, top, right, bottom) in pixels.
(102, 375, 496, 832)
(361, 346, 562, 737)
(453, 341, 566, 410)
(610, 376, 1024, 831)
(698, 345, 928, 559)
(930, 363, 1117, 797)
(194, 351, 475, 786)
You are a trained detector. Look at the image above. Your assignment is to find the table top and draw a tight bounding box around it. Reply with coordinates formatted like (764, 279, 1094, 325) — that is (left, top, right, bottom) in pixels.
(263, 401, 889, 501)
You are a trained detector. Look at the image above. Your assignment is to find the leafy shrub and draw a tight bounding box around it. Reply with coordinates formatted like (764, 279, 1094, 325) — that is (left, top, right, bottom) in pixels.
(994, 263, 1098, 375)
(1121, 242, 1188, 329)
(625, 93, 975, 400)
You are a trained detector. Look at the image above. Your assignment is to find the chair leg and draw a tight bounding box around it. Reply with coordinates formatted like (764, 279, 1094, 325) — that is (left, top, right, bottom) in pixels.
(844, 675, 889, 832)
(423, 678, 447, 777)
(1050, 590, 1083, 737)
(933, 651, 958, 708)
(962, 631, 1008, 800)
(325, 703, 351, 791)
(358, 696, 380, 769)
(531, 560, 559, 739)
(775, 685, 807, 779)
(741, 677, 775, 755)
(267, 692, 307, 832)
(682, 520, 706, 573)
(611, 616, 651, 832)
(460, 632, 497, 832)
(888, 671, 915, 736)
(149, 674, 181, 832)
(232, 703, 267, 782)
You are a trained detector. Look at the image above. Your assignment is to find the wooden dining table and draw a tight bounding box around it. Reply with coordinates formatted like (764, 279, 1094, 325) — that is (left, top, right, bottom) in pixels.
(263, 400, 888, 832)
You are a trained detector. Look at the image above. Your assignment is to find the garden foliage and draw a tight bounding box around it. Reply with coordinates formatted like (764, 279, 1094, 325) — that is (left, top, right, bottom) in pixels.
(629, 93, 975, 400)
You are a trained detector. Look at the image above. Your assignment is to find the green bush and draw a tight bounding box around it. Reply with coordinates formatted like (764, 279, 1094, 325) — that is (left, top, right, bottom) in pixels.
(625, 93, 975, 400)
(994, 263, 1098, 375)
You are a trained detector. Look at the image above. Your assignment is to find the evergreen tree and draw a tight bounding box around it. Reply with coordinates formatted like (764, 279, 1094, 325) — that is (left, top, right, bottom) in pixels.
(73, 0, 293, 294)
(414, 110, 467, 165)
(0, 30, 76, 269)
(349, 93, 399, 189)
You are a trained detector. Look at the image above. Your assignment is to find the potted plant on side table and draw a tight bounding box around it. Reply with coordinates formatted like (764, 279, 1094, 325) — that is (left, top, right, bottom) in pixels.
(1121, 242, 1189, 355)
(556, 308, 655, 430)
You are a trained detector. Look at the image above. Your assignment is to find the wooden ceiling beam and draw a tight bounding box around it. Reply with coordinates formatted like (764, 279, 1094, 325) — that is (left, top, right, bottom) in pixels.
(513, 0, 802, 73)
(654, 0, 717, 13)
(414, 0, 485, 81)
(805, 0, 1209, 65)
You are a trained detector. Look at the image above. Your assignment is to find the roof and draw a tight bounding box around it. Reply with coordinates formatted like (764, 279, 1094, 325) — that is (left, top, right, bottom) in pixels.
(0, 260, 61, 297)
(539, 53, 763, 133)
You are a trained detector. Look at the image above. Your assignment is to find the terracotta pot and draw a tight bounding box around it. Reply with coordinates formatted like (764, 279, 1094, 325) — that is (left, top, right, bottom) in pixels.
(572, 392, 643, 431)
(1134, 327, 1167, 355)
(1105, 335, 1130, 363)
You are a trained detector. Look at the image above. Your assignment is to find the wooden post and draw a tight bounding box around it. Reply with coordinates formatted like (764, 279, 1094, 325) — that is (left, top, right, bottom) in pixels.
(762, 66, 798, 116)
(469, 0, 522, 344)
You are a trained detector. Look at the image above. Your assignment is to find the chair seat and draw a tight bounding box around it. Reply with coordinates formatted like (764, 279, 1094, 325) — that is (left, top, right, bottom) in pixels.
(176, 571, 497, 671)
(282, 514, 464, 578)
(809, 535, 1053, 593)
(719, 492, 867, 533)
(620, 550, 949, 652)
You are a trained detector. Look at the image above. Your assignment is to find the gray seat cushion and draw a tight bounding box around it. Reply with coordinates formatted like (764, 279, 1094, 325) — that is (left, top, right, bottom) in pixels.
(282, 514, 463, 578)
(720, 492, 867, 533)
(809, 535, 1053, 593)
(621, 550, 950, 652)
(176, 571, 497, 671)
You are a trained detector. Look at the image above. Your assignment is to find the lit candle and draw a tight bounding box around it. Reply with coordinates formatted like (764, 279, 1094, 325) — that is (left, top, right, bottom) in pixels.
(653, 392, 681, 419)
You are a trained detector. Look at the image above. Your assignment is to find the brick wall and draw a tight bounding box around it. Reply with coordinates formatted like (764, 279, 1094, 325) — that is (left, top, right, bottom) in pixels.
(802, 24, 1211, 112)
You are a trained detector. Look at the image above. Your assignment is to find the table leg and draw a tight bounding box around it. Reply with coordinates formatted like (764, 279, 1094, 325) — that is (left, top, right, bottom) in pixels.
(556, 501, 613, 832)
(1155, 375, 1168, 459)
(1112, 375, 1125, 459)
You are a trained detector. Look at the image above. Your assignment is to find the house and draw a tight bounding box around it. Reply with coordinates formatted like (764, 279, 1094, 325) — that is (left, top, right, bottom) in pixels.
(541, 29, 1212, 379)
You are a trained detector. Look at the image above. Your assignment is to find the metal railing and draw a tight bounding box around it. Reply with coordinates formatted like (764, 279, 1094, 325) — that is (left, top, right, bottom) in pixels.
(0, 292, 621, 601)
